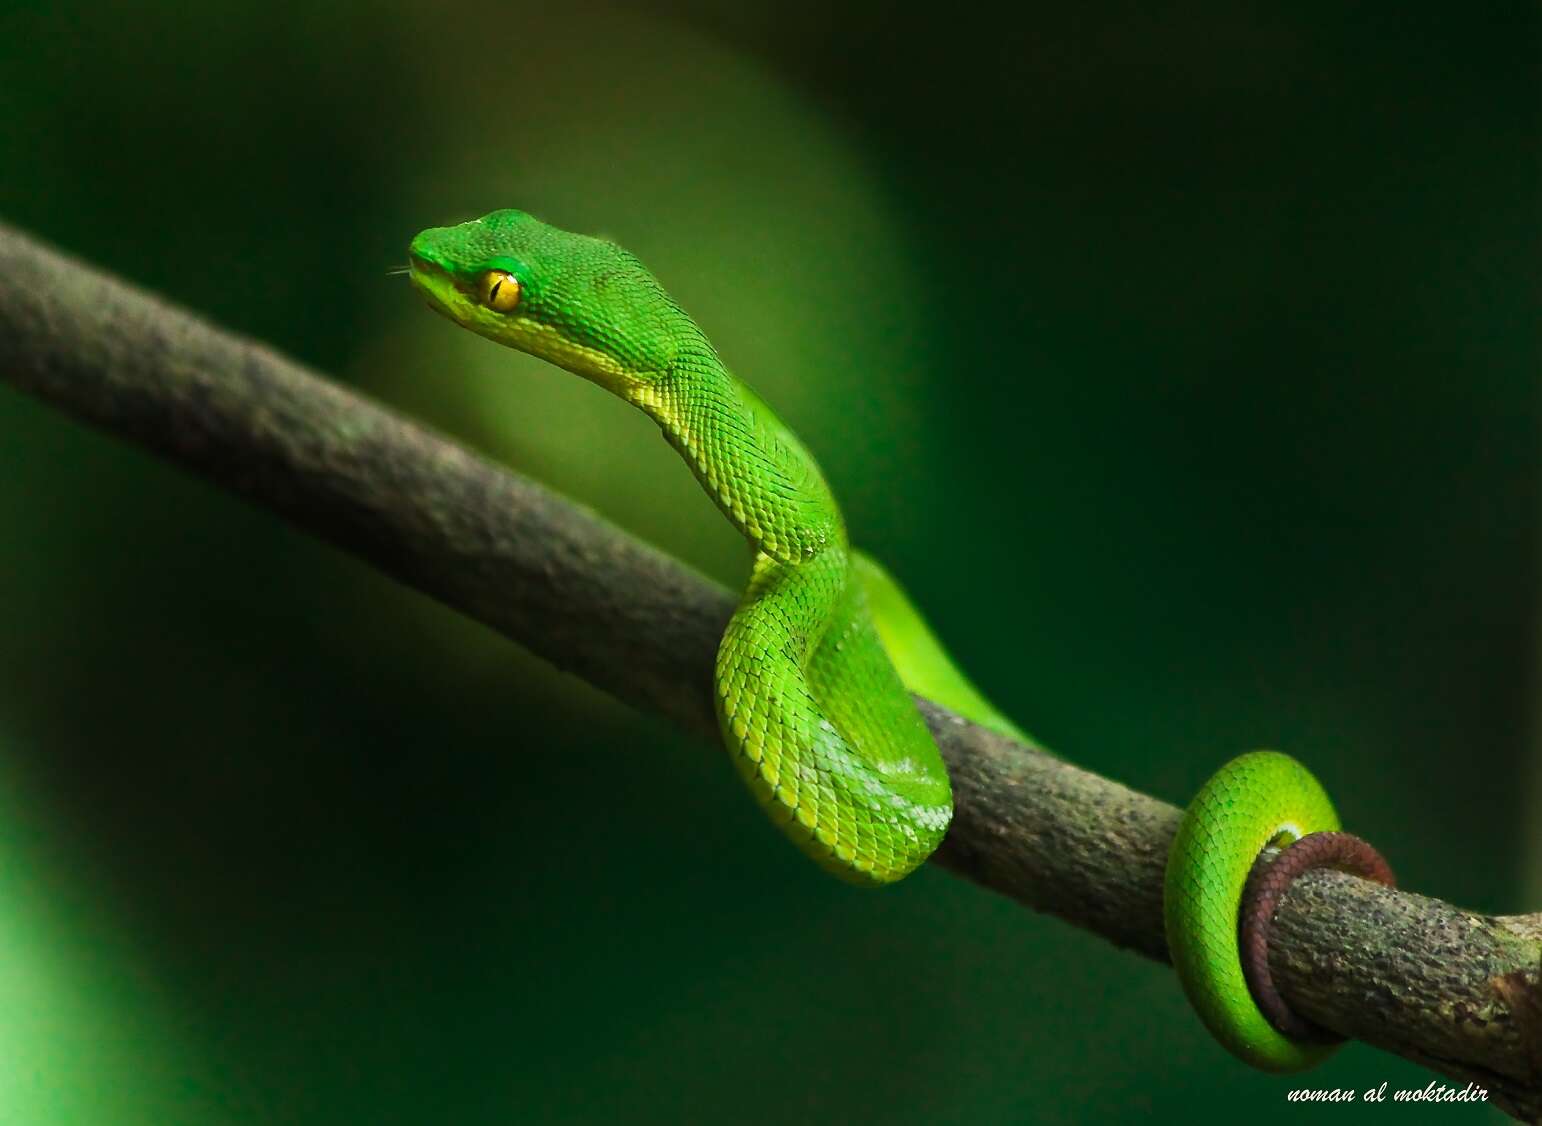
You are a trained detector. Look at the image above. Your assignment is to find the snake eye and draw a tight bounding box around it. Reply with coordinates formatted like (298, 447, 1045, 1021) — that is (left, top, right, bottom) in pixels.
(478, 269, 521, 312)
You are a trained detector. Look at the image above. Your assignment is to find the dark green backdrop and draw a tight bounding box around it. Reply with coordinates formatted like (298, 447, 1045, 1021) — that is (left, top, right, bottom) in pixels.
(0, 3, 1534, 1122)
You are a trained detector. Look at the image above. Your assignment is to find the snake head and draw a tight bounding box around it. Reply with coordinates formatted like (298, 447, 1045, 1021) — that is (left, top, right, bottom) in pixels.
(407, 209, 693, 393)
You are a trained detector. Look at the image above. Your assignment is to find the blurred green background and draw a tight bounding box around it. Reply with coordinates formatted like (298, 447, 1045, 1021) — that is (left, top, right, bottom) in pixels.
(0, 2, 1535, 1122)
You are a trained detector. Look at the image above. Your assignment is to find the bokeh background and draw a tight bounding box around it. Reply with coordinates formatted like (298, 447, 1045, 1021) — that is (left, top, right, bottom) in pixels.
(0, 3, 1536, 1122)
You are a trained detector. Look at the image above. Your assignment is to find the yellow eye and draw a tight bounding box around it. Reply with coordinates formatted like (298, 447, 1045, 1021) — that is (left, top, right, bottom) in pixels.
(478, 270, 521, 312)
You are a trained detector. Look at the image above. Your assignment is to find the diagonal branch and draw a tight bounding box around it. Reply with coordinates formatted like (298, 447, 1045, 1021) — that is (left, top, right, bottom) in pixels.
(0, 220, 1538, 1117)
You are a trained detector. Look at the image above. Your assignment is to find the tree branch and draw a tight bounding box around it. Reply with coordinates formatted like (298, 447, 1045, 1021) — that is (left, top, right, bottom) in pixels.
(1, 220, 1538, 1117)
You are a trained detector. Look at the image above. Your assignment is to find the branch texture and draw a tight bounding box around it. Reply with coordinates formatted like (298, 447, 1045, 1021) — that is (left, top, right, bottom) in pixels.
(1, 221, 1538, 1117)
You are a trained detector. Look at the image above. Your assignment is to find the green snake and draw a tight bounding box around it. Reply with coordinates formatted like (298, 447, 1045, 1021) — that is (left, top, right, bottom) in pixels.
(407, 209, 1388, 1073)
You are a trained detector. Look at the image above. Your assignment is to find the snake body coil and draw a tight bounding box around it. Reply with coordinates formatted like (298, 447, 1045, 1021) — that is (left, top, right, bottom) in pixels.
(408, 209, 1379, 1069)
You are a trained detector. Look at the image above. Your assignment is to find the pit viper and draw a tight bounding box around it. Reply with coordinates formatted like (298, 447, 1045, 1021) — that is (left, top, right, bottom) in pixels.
(407, 208, 1379, 1072)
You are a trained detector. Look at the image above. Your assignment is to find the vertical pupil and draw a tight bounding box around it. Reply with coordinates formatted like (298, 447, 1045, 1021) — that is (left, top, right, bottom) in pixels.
(488, 277, 503, 303)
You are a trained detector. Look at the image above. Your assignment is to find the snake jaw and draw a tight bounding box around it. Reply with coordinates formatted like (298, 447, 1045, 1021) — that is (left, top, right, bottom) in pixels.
(407, 238, 645, 394)
(406, 252, 471, 322)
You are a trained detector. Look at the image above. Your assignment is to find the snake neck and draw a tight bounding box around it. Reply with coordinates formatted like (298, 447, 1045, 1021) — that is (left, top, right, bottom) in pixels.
(628, 347, 845, 565)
